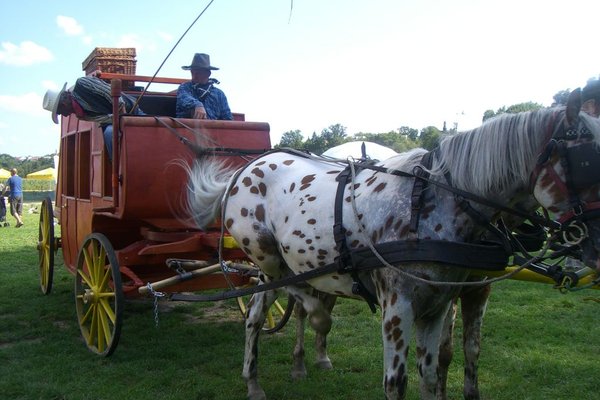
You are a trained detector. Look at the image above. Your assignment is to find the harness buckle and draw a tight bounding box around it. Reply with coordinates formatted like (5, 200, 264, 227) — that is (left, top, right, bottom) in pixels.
(562, 220, 588, 246)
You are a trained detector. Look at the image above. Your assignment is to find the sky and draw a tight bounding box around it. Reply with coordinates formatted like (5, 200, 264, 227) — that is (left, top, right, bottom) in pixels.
(1, 0, 600, 157)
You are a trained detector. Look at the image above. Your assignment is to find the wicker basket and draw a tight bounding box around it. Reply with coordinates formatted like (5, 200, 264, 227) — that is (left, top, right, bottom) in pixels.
(82, 47, 137, 76)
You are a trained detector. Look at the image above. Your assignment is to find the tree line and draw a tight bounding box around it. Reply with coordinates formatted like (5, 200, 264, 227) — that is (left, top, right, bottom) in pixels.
(275, 87, 575, 155)
(0, 153, 55, 177)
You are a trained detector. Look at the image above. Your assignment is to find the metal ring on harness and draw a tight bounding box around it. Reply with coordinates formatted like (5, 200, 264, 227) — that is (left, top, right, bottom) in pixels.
(562, 220, 588, 245)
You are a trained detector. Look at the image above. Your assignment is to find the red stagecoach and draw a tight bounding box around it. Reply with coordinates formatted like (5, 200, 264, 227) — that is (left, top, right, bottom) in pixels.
(37, 49, 292, 356)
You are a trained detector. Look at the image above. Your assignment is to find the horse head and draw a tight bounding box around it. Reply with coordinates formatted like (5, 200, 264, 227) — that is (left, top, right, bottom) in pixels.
(532, 88, 600, 271)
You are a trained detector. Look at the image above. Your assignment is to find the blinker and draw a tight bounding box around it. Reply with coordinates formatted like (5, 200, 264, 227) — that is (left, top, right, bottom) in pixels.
(565, 142, 600, 189)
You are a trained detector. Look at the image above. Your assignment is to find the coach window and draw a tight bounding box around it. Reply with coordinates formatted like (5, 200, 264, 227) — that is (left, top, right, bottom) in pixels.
(78, 130, 91, 200)
(64, 135, 75, 197)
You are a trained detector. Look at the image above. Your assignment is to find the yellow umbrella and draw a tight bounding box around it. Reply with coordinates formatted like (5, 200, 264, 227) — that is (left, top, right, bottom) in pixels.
(26, 167, 56, 181)
(0, 168, 11, 180)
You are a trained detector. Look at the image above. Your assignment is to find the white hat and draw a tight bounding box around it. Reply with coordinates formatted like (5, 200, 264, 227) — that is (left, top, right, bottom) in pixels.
(42, 82, 67, 124)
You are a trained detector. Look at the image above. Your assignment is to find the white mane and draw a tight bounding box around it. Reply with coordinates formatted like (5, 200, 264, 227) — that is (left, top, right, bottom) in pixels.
(430, 107, 561, 197)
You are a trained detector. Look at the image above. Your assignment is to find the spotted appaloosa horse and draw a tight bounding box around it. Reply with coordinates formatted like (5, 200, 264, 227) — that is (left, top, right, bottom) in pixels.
(187, 90, 600, 400)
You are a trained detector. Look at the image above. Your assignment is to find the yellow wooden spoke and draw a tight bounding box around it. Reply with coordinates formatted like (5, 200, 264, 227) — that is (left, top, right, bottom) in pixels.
(265, 311, 275, 329)
(79, 302, 93, 325)
(77, 268, 94, 290)
(97, 309, 109, 352)
(99, 297, 117, 324)
(94, 246, 106, 283)
(82, 249, 93, 278)
(98, 266, 111, 292)
(87, 307, 98, 347)
(273, 301, 286, 316)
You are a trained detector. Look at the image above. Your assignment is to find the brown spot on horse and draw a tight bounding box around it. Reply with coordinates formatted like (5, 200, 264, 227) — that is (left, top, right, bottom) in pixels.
(251, 167, 265, 178)
(255, 204, 266, 222)
(258, 182, 267, 197)
(373, 182, 387, 193)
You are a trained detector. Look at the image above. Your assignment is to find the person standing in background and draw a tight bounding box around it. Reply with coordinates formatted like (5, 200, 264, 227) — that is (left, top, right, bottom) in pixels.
(2, 168, 24, 228)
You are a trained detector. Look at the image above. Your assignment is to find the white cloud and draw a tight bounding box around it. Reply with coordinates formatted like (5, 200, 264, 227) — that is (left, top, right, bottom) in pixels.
(42, 81, 60, 91)
(157, 31, 174, 42)
(56, 15, 84, 36)
(0, 93, 46, 117)
(0, 41, 53, 66)
(116, 34, 143, 51)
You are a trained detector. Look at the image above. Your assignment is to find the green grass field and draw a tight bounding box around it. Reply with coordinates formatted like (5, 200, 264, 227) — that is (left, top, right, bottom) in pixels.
(0, 202, 599, 400)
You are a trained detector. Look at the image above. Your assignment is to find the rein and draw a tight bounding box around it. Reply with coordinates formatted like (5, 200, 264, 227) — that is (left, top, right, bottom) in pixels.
(353, 160, 562, 230)
(167, 149, 556, 305)
(169, 113, 600, 303)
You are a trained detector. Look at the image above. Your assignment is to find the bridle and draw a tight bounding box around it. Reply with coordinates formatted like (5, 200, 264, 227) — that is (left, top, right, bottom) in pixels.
(532, 109, 600, 246)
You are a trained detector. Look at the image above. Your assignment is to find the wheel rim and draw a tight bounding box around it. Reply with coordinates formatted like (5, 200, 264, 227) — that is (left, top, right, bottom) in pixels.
(237, 279, 295, 334)
(37, 197, 54, 295)
(75, 233, 123, 356)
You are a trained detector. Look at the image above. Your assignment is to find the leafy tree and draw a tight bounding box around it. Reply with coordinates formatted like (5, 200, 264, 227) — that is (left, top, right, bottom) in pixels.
(482, 109, 496, 122)
(482, 102, 543, 122)
(398, 125, 419, 141)
(0, 153, 55, 177)
(419, 126, 441, 150)
(505, 102, 543, 114)
(304, 131, 329, 154)
(277, 129, 304, 149)
(303, 124, 348, 154)
(321, 123, 347, 147)
(552, 89, 570, 106)
(354, 130, 419, 153)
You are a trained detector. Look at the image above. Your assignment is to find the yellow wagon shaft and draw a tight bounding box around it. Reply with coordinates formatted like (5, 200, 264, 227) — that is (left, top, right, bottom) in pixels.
(470, 265, 600, 290)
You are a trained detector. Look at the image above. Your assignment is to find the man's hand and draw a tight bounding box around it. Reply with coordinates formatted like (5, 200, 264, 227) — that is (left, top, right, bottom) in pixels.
(193, 106, 207, 119)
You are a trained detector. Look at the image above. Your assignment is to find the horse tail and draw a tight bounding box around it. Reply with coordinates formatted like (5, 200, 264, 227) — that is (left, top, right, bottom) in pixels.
(186, 158, 235, 229)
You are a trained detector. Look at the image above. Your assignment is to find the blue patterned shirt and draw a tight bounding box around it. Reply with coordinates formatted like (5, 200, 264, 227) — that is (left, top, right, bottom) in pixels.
(176, 81, 232, 120)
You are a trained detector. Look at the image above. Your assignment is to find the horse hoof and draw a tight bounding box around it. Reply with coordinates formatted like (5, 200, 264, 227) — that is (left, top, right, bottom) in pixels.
(316, 360, 333, 370)
(291, 368, 307, 380)
(248, 389, 267, 400)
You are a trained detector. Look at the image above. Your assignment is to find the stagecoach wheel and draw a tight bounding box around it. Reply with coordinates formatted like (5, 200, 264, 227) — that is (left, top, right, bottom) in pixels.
(236, 283, 296, 334)
(37, 197, 55, 295)
(75, 233, 123, 357)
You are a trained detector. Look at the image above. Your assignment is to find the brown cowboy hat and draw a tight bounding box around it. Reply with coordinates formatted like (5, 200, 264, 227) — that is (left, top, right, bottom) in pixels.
(181, 53, 219, 71)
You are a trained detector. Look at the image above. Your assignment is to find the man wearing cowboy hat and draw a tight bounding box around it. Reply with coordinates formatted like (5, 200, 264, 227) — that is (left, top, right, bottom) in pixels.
(42, 76, 144, 157)
(176, 53, 232, 120)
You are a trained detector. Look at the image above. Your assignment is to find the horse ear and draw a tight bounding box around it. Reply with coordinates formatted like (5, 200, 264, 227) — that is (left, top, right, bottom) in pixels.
(566, 88, 582, 125)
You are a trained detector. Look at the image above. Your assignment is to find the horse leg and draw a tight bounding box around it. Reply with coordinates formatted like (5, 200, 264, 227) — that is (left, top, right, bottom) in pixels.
(286, 286, 334, 377)
(291, 290, 336, 380)
(415, 303, 453, 400)
(437, 298, 458, 400)
(243, 290, 278, 400)
(314, 292, 336, 370)
(292, 298, 308, 380)
(379, 289, 414, 399)
(460, 285, 491, 400)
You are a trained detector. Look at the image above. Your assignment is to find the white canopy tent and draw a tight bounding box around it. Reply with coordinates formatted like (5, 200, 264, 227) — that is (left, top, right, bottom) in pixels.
(322, 141, 398, 161)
